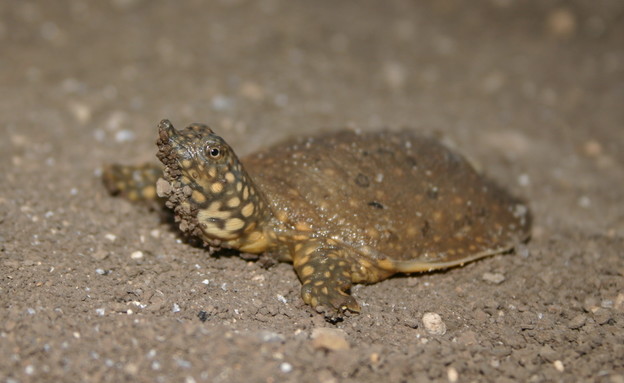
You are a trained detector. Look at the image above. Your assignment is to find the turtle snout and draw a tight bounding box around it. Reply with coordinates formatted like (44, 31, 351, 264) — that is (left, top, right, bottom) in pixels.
(158, 119, 177, 141)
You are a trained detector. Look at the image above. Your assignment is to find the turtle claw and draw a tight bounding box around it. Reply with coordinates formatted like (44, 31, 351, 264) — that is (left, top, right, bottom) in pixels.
(301, 282, 361, 321)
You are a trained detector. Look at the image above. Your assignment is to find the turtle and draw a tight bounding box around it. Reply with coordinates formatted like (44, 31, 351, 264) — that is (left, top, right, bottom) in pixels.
(103, 119, 531, 320)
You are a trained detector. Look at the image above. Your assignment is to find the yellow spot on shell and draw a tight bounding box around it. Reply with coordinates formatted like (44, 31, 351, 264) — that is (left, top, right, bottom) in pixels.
(225, 172, 235, 183)
(294, 254, 310, 268)
(295, 222, 311, 232)
(301, 266, 314, 278)
(276, 210, 288, 222)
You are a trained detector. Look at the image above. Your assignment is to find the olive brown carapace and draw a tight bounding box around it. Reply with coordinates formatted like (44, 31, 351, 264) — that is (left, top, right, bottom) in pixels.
(103, 119, 532, 320)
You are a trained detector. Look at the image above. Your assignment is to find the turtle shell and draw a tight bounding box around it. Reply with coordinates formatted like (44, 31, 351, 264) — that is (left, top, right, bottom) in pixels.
(243, 130, 531, 269)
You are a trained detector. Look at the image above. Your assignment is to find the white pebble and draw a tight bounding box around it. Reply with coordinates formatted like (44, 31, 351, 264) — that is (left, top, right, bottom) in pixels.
(276, 294, 288, 304)
(279, 362, 293, 373)
(553, 360, 564, 372)
(447, 366, 459, 382)
(422, 312, 447, 335)
(211, 95, 232, 110)
(311, 328, 350, 351)
(68, 101, 92, 123)
(201, 279, 210, 285)
(578, 196, 591, 208)
(115, 129, 135, 143)
(130, 251, 144, 260)
(482, 272, 506, 284)
(172, 303, 181, 313)
(95, 308, 105, 316)
(105, 233, 117, 242)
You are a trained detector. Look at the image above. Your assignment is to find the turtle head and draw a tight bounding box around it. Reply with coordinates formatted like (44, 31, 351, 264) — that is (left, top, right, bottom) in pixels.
(156, 119, 270, 249)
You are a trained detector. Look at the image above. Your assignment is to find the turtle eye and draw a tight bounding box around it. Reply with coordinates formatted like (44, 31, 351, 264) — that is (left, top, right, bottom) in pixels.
(205, 145, 222, 159)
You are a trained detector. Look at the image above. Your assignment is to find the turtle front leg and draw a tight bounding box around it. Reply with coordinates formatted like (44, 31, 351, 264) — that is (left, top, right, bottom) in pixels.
(292, 241, 361, 320)
(102, 163, 164, 202)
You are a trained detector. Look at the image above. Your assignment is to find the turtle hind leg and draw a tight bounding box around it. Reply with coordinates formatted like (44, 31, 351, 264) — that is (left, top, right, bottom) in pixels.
(292, 240, 373, 321)
(102, 163, 163, 202)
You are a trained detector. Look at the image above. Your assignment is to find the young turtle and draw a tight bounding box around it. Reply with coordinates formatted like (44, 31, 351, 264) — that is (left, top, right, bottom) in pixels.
(103, 119, 531, 320)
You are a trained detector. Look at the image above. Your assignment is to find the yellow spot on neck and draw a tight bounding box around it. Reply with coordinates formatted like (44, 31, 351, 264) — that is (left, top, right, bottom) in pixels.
(241, 202, 255, 217)
(225, 218, 245, 231)
(210, 182, 224, 193)
(227, 197, 241, 208)
(192, 190, 206, 204)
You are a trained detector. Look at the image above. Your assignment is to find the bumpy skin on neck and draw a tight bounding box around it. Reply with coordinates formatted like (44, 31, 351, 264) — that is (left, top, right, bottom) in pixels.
(156, 119, 273, 253)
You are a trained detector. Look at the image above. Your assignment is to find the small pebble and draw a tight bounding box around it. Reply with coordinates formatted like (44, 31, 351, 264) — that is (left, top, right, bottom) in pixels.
(68, 101, 92, 123)
(257, 331, 285, 343)
(311, 328, 350, 351)
(578, 196, 591, 208)
(547, 8, 576, 39)
(104, 233, 117, 242)
(156, 178, 172, 198)
(592, 308, 612, 325)
(482, 272, 506, 284)
(518, 173, 530, 186)
(422, 312, 446, 335)
(568, 314, 586, 329)
(553, 360, 565, 372)
(456, 330, 478, 345)
(447, 366, 458, 382)
(240, 81, 265, 101)
(114, 129, 135, 143)
(172, 303, 181, 313)
(615, 293, 624, 311)
(582, 140, 603, 157)
(539, 345, 558, 363)
(279, 362, 293, 373)
(130, 251, 144, 260)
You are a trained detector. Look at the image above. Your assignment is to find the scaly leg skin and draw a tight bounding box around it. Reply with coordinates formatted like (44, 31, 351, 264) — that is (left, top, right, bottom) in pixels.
(293, 241, 361, 321)
(102, 163, 163, 202)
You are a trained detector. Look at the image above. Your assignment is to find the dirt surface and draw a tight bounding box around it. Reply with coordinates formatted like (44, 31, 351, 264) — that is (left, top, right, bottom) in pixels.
(1, 1, 623, 382)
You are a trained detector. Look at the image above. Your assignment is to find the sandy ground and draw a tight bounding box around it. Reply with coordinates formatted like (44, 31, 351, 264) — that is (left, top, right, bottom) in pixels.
(1, 1, 623, 382)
